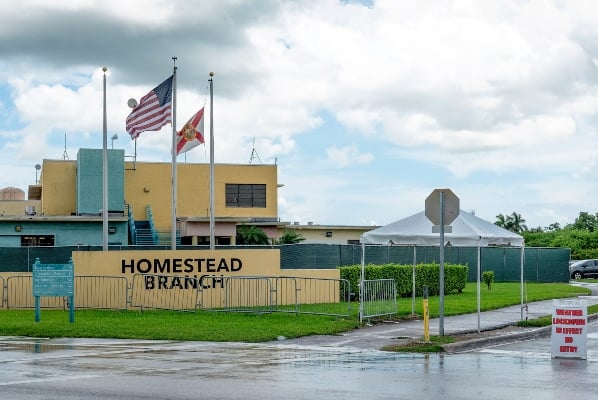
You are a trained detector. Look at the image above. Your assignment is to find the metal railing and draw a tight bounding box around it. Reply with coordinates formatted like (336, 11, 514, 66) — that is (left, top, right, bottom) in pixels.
(5, 275, 128, 310)
(130, 273, 200, 311)
(274, 276, 352, 317)
(75, 276, 128, 310)
(127, 203, 137, 244)
(361, 279, 397, 321)
(0, 276, 4, 308)
(7, 275, 64, 309)
(145, 205, 159, 245)
(198, 275, 353, 317)
(1, 273, 359, 319)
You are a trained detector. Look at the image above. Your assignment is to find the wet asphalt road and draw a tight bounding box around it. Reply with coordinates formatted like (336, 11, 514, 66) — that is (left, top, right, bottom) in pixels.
(1, 320, 597, 400)
(2, 283, 597, 399)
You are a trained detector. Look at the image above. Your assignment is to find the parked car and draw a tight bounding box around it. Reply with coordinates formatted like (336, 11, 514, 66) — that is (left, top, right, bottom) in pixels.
(569, 259, 598, 279)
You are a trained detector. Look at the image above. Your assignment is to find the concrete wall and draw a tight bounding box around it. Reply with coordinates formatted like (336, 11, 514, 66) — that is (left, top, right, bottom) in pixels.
(76, 149, 125, 214)
(0, 221, 128, 247)
(40, 160, 77, 216)
(278, 225, 378, 244)
(124, 162, 279, 230)
(0, 200, 41, 217)
(0, 249, 341, 310)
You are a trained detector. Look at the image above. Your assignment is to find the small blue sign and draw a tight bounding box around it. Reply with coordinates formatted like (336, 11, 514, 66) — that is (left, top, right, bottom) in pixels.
(32, 258, 75, 323)
(33, 263, 74, 296)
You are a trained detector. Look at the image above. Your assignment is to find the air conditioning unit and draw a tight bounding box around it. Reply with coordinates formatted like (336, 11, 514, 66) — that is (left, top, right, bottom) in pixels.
(25, 206, 36, 216)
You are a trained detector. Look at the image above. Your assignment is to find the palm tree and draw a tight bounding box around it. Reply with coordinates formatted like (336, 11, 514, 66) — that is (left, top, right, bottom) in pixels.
(495, 213, 507, 228)
(508, 212, 527, 234)
(277, 228, 306, 244)
(495, 212, 527, 234)
(236, 224, 271, 245)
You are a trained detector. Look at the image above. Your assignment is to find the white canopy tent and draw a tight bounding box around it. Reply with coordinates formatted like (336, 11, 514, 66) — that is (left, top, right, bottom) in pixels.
(359, 210, 525, 330)
(361, 210, 524, 247)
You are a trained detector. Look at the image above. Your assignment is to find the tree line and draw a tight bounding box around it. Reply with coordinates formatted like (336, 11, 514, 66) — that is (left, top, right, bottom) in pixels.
(495, 211, 598, 259)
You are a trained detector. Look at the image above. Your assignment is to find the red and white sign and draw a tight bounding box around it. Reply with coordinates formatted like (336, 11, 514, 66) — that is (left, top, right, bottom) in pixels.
(551, 299, 587, 359)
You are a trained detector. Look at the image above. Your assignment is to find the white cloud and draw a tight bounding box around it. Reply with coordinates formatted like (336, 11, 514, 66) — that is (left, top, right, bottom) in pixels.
(325, 145, 373, 167)
(2, 0, 598, 229)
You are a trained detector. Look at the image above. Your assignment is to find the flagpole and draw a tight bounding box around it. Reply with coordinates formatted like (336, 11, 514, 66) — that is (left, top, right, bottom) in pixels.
(171, 57, 178, 250)
(209, 72, 215, 250)
(102, 66, 108, 251)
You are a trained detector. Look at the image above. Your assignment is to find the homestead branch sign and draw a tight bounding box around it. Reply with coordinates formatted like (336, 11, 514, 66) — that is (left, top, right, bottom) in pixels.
(551, 299, 587, 359)
(121, 256, 243, 290)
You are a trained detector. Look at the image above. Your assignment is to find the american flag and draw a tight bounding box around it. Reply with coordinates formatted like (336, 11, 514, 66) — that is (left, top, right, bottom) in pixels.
(126, 75, 173, 139)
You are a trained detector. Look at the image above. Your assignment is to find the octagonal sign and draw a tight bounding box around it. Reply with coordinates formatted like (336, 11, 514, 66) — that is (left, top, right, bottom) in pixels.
(425, 188, 460, 226)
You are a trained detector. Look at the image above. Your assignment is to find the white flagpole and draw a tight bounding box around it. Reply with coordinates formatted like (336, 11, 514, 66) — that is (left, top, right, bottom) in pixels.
(171, 57, 178, 250)
(209, 72, 215, 250)
(102, 66, 108, 251)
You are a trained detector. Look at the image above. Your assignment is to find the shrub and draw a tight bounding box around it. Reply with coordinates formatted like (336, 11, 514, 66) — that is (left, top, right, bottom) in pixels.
(482, 271, 495, 290)
(338, 263, 468, 298)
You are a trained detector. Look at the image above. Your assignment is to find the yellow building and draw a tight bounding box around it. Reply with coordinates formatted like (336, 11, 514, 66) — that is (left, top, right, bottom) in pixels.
(1, 148, 376, 247)
(0, 149, 282, 247)
(277, 223, 378, 245)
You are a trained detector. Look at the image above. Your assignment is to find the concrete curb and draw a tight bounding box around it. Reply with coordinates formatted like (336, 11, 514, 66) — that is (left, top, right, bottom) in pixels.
(442, 326, 551, 353)
(442, 312, 598, 353)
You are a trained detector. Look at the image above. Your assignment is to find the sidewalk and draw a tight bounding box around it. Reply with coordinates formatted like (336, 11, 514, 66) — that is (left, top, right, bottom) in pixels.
(278, 294, 598, 351)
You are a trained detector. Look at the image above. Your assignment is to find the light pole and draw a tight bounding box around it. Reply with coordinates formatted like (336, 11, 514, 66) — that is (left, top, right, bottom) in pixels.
(34, 164, 41, 184)
(111, 134, 118, 149)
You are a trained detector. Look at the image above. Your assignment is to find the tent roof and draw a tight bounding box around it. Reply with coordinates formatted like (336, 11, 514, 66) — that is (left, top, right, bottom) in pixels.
(360, 210, 524, 247)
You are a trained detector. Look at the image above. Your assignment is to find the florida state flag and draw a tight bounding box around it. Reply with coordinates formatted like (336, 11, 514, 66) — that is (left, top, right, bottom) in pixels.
(176, 107, 205, 155)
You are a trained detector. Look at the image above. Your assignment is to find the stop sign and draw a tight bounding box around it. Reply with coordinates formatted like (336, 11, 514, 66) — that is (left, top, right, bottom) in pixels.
(425, 189, 460, 225)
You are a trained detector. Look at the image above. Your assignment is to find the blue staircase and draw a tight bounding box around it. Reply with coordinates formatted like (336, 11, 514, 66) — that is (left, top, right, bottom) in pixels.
(126, 204, 180, 246)
(134, 220, 155, 245)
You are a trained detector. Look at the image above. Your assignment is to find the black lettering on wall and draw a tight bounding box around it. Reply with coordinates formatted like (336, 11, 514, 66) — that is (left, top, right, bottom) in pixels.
(137, 259, 152, 274)
(154, 259, 170, 274)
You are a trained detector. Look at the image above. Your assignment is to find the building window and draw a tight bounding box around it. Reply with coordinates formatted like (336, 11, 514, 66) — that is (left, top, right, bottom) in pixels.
(226, 184, 266, 208)
(21, 235, 55, 247)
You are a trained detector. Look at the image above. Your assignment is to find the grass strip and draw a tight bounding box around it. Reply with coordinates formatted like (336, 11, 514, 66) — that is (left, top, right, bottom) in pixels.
(0, 282, 591, 342)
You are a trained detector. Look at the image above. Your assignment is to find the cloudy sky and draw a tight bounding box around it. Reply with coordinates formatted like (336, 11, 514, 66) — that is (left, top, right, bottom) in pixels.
(1, 0, 597, 229)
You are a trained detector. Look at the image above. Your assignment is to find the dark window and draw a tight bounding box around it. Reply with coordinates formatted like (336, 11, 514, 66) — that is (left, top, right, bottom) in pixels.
(226, 184, 266, 208)
(21, 235, 55, 247)
(347, 239, 360, 245)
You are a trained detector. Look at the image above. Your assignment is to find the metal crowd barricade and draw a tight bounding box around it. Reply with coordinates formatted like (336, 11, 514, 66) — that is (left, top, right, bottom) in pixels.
(5, 275, 129, 310)
(198, 276, 352, 317)
(0, 276, 4, 308)
(223, 276, 273, 312)
(130, 273, 200, 311)
(75, 276, 129, 310)
(275, 277, 352, 317)
(361, 279, 397, 320)
(198, 276, 274, 313)
(2, 272, 356, 318)
(6, 275, 64, 309)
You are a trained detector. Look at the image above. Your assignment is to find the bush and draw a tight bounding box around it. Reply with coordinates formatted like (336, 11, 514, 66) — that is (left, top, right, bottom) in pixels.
(339, 263, 468, 298)
(482, 271, 495, 290)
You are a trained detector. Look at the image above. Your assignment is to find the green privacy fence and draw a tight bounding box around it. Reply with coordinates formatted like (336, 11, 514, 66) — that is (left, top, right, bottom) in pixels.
(0, 244, 571, 283)
(279, 244, 571, 283)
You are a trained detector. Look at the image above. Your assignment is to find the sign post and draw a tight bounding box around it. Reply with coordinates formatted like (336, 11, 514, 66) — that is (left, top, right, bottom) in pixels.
(425, 188, 459, 336)
(32, 258, 75, 323)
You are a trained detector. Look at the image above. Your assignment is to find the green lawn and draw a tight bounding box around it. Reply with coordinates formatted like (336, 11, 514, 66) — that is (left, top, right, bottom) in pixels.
(398, 281, 592, 318)
(0, 282, 592, 342)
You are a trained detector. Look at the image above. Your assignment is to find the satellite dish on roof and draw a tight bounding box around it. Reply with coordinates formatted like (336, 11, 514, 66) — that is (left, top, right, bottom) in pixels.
(127, 98, 138, 108)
